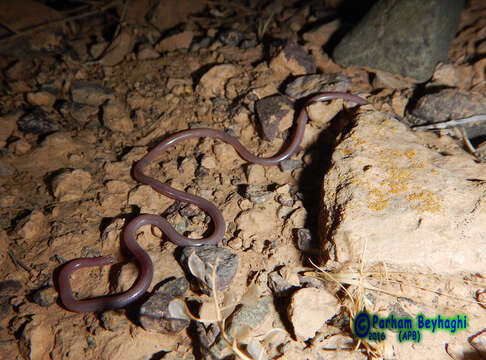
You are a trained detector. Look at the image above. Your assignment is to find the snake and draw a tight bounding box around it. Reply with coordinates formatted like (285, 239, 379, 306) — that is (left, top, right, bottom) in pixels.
(57, 92, 368, 312)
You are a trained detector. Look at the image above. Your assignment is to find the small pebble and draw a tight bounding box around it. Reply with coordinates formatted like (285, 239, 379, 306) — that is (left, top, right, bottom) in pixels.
(200, 154, 217, 169)
(190, 37, 212, 51)
(89, 42, 109, 58)
(277, 193, 294, 207)
(269, 41, 316, 76)
(245, 164, 266, 185)
(279, 159, 301, 173)
(267, 271, 296, 296)
(285, 73, 350, 99)
(295, 228, 313, 252)
(180, 245, 239, 293)
(26, 91, 56, 107)
(31, 287, 56, 307)
(137, 43, 160, 60)
(100, 310, 129, 331)
(254, 95, 294, 141)
(139, 292, 190, 334)
(17, 108, 60, 135)
(155, 277, 190, 298)
(71, 81, 115, 106)
(240, 39, 258, 49)
(102, 100, 133, 133)
(59, 102, 98, 125)
(218, 30, 243, 46)
(243, 185, 272, 203)
(51, 169, 92, 201)
(8, 138, 31, 155)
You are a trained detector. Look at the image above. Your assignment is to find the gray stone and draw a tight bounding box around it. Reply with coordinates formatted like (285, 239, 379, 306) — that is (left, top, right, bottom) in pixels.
(17, 108, 62, 134)
(285, 73, 350, 99)
(179, 204, 202, 218)
(240, 39, 258, 49)
(243, 185, 272, 203)
(155, 277, 189, 298)
(190, 37, 212, 51)
(408, 89, 486, 139)
(218, 30, 243, 46)
(267, 271, 295, 296)
(225, 296, 272, 338)
(162, 352, 196, 360)
(333, 0, 464, 82)
(139, 292, 190, 334)
(71, 81, 115, 106)
(277, 194, 294, 207)
(295, 228, 313, 252)
(208, 296, 274, 357)
(279, 158, 301, 173)
(196, 322, 219, 349)
(255, 95, 294, 141)
(180, 245, 238, 292)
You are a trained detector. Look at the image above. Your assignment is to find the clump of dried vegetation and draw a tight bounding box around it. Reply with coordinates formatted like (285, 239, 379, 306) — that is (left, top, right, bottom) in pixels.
(168, 253, 285, 359)
(304, 238, 486, 358)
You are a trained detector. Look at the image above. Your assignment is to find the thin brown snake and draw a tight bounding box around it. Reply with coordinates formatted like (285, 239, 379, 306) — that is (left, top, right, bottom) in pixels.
(57, 92, 368, 312)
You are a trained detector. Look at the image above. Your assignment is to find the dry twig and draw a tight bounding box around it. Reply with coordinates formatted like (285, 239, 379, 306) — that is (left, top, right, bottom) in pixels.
(411, 114, 486, 131)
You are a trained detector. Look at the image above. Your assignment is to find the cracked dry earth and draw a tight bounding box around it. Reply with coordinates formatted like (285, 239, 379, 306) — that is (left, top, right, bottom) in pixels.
(1, 1, 486, 360)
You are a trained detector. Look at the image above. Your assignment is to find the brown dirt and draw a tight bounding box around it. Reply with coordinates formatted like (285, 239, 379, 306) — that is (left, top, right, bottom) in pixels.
(0, 1, 485, 359)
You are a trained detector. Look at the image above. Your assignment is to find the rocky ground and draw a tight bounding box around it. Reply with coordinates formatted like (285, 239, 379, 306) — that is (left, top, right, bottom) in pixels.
(0, 0, 486, 359)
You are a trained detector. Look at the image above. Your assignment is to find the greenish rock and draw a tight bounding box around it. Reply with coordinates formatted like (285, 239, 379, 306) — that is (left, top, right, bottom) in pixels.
(333, 0, 464, 82)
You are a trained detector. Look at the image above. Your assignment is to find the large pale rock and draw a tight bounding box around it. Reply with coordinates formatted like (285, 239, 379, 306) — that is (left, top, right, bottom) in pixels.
(320, 109, 486, 274)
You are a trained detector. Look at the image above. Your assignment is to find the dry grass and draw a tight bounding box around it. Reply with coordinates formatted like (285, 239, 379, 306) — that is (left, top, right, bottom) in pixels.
(169, 255, 285, 360)
(304, 237, 486, 359)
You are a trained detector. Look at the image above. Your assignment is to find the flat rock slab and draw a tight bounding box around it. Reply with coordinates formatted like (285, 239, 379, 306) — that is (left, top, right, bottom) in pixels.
(320, 108, 486, 275)
(408, 89, 486, 139)
(333, 0, 464, 82)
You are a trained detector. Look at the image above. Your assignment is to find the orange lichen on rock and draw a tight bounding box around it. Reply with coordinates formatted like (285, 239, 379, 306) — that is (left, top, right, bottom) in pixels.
(408, 190, 441, 213)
